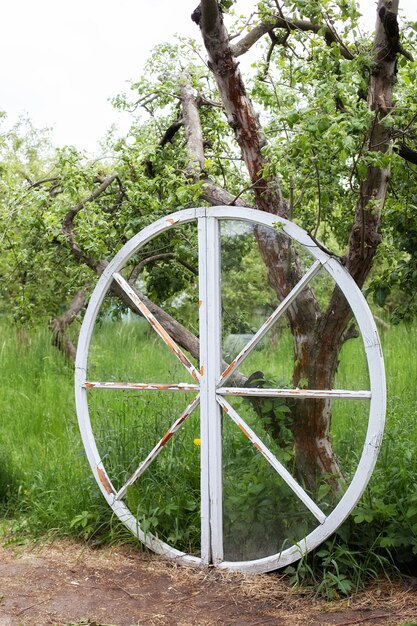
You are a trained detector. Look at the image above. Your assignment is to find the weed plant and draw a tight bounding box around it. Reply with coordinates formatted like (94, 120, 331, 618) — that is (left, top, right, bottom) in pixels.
(1, 320, 417, 597)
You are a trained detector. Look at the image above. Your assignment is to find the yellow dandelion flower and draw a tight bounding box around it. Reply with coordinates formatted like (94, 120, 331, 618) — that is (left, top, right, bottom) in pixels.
(193, 438, 201, 446)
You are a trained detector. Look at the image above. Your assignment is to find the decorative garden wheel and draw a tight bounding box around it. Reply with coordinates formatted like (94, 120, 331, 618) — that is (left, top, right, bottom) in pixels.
(75, 206, 386, 574)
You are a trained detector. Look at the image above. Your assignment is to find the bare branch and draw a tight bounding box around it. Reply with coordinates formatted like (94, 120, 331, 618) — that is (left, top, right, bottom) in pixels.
(125, 91, 180, 114)
(378, 6, 413, 61)
(180, 79, 205, 175)
(195, 93, 222, 108)
(143, 91, 221, 179)
(227, 180, 259, 205)
(202, 180, 249, 206)
(229, 12, 257, 41)
(179, 75, 251, 207)
(396, 143, 417, 165)
(195, 8, 286, 214)
(230, 15, 354, 60)
(159, 119, 184, 147)
(344, 1, 399, 282)
(262, 31, 280, 78)
(27, 176, 61, 190)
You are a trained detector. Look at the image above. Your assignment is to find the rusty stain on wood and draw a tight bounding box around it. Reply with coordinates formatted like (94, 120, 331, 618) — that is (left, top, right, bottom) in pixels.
(84, 382, 199, 392)
(161, 431, 174, 446)
(97, 467, 115, 495)
(237, 422, 250, 439)
(220, 360, 236, 379)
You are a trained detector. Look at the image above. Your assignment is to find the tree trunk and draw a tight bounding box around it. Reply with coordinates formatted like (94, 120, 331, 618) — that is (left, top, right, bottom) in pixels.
(49, 290, 87, 361)
(290, 0, 398, 489)
(194, 0, 398, 491)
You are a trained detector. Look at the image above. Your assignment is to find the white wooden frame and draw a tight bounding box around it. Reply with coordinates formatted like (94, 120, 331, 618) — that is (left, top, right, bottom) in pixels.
(75, 206, 386, 574)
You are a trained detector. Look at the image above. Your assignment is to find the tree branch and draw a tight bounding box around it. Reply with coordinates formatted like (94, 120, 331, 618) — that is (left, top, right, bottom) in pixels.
(159, 119, 184, 147)
(180, 79, 205, 176)
(179, 75, 250, 207)
(56, 168, 201, 360)
(49, 290, 87, 361)
(61, 175, 119, 272)
(378, 6, 413, 61)
(28, 176, 61, 190)
(129, 252, 198, 286)
(396, 143, 417, 165)
(62, 175, 118, 232)
(316, 0, 401, 381)
(200, 0, 221, 34)
(345, 0, 398, 282)
(111, 276, 201, 358)
(143, 93, 222, 179)
(193, 4, 320, 334)
(230, 15, 354, 60)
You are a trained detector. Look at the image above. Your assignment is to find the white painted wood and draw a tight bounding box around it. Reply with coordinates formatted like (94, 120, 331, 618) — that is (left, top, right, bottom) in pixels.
(198, 215, 224, 564)
(197, 213, 211, 565)
(75, 367, 201, 567)
(217, 388, 372, 399)
(205, 216, 224, 564)
(75, 205, 386, 575)
(75, 208, 204, 568)
(84, 382, 199, 392)
(217, 396, 326, 523)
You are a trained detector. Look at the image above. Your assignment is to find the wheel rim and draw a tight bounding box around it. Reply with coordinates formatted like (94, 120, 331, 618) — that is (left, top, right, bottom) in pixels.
(75, 206, 386, 573)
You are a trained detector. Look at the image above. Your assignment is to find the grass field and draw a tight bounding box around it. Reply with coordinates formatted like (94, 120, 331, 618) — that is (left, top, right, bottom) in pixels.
(1, 318, 417, 593)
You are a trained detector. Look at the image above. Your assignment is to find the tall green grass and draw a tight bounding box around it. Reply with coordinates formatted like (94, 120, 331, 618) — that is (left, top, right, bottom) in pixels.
(1, 320, 417, 594)
(287, 323, 417, 595)
(0, 324, 109, 539)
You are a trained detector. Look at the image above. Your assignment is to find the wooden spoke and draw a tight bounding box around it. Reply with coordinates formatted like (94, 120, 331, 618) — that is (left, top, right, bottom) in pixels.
(84, 382, 199, 392)
(114, 394, 201, 502)
(219, 260, 322, 386)
(198, 214, 223, 564)
(217, 387, 372, 399)
(112, 272, 200, 383)
(217, 396, 326, 524)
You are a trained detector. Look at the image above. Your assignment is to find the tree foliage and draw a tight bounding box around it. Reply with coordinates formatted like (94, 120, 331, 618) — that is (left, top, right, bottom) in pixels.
(1, 0, 416, 486)
(1, 3, 416, 324)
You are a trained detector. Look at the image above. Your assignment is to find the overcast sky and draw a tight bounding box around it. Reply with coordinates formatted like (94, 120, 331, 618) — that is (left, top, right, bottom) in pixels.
(2, 0, 416, 154)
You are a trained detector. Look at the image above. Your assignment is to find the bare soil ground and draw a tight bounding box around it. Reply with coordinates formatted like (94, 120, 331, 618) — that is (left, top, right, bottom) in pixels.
(0, 541, 416, 626)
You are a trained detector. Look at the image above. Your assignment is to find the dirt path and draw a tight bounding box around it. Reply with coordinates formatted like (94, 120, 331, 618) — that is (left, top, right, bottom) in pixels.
(0, 541, 416, 626)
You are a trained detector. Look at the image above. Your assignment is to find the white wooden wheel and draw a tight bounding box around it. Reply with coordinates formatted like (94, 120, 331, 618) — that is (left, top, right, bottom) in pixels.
(75, 206, 386, 574)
